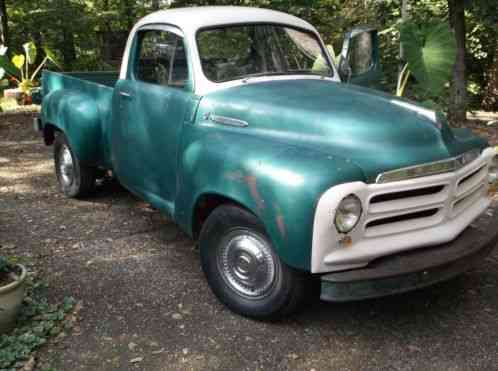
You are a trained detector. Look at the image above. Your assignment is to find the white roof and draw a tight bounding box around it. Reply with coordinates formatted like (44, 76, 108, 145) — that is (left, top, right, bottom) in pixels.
(135, 6, 317, 34)
(120, 6, 338, 95)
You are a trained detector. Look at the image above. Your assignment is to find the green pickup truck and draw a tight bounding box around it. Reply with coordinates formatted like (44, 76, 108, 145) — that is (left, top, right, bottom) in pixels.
(36, 6, 498, 319)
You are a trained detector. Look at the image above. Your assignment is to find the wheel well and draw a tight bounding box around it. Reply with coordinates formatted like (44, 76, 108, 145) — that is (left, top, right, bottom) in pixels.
(192, 194, 252, 240)
(43, 123, 60, 145)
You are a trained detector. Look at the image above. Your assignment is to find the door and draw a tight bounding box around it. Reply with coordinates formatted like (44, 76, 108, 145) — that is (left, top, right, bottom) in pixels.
(112, 26, 192, 214)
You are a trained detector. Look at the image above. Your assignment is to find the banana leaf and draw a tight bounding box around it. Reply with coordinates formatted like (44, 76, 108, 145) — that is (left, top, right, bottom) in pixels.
(43, 46, 61, 69)
(0, 54, 20, 78)
(400, 21, 457, 95)
(12, 54, 25, 70)
(23, 42, 37, 64)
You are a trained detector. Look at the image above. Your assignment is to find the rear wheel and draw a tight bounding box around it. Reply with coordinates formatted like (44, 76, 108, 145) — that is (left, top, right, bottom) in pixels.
(54, 133, 96, 198)
(199, 204, 312, 320)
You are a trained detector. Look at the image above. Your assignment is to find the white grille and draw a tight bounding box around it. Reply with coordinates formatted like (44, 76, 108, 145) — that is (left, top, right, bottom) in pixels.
(363, 156, 489, 238)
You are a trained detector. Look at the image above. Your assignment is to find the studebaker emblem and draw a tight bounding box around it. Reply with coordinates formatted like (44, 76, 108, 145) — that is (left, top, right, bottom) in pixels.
(376, 149, 481, 183)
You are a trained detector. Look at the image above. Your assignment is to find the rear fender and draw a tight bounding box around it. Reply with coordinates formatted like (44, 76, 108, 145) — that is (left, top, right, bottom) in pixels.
(41, 89, 102, 165)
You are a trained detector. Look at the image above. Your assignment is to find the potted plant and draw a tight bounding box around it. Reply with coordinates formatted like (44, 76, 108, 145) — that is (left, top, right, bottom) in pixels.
(0, 42, 59, 105)
(0, 256, 27, 334)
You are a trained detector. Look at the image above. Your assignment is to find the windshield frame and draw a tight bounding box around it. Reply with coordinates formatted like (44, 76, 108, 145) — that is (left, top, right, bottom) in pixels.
(195, 22, 335, 84)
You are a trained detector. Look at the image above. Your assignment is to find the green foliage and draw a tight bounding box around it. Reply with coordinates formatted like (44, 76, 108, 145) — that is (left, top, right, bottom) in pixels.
(399, 21, 456, 95)
(0, 274, 76, 370)
(0, 256, 11, 275)
(0, 97, 19, 112)
(0, 42, 60, 95)
(4, 0, 497, 112)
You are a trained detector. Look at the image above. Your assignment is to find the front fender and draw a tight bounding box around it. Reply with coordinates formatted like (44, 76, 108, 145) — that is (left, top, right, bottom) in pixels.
(41, 89, 102, 165)
(175, 125, 366, 271)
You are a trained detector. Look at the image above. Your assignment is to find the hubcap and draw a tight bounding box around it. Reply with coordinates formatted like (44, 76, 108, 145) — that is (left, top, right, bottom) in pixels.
(218, 232, 276, 298)
(59, 146, 74, 186)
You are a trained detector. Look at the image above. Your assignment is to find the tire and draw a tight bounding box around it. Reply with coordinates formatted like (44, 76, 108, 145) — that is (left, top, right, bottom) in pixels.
(54, 132, 96, 198)
(199, 204, 313, 320)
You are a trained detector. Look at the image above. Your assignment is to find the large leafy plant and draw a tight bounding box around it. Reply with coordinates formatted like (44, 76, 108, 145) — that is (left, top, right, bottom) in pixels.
(396, 21, 457, 98)
(0, 42, 60, 96)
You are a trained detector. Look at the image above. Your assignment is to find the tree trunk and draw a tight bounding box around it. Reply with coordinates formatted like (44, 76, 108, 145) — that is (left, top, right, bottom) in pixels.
(448, 0, 467, 125)
(62, 29, 76, 67)
(151, 0, 160, 10)
(0, 0, 8, 46)
(399, 0, 408, 67)
(482, 28, 498, 112)
(123, 0, 134, 31)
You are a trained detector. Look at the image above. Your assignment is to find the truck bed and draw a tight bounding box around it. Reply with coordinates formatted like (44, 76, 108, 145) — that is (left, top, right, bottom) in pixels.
(42, 71, 119, 91)
(41, 71, 120, 169)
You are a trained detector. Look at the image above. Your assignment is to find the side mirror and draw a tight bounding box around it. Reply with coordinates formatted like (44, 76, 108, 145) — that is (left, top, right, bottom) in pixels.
(338, 26, 380, 86)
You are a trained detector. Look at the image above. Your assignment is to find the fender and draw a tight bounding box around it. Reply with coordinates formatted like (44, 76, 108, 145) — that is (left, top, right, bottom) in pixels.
(175, 125, 366, 271)
(41, 89, 103, 166)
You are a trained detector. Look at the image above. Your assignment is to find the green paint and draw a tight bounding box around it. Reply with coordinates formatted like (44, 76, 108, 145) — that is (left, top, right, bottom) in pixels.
(40, 48, 487, 273)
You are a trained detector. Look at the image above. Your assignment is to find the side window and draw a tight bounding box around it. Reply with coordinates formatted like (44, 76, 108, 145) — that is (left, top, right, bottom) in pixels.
(135, 29, 189, 89)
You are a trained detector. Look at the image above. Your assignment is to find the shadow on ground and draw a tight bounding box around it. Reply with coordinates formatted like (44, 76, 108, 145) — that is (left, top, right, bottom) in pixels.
(1, 114, 497, 371)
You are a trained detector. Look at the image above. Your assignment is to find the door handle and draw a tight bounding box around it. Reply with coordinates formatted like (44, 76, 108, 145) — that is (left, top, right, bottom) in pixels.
(119, 91, 133, 99)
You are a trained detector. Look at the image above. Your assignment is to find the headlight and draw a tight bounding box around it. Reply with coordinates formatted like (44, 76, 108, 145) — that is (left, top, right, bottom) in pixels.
(334, 195, 362, 233)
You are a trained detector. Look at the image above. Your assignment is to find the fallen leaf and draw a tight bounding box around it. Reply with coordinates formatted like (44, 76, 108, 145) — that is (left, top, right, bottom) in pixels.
(21, 357, 35, 371)
(408, 345, 422, 353)
(128, 342, 138, 351)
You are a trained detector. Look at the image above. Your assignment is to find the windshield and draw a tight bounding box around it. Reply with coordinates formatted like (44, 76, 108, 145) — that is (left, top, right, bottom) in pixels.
(197, 24, 333, 83)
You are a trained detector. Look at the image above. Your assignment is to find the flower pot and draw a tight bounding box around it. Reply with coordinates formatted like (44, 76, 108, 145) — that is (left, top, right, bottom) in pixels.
(0, 264, 27, 334)
(22, 94, 33, 106)
(3, 88, 24, 105)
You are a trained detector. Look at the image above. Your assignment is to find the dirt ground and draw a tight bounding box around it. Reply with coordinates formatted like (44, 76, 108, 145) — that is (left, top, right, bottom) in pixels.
(1, 113, 498, 371)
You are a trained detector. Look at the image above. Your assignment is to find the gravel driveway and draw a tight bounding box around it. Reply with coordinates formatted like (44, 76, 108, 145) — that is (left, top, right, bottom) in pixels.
(1, 113, 497, 371)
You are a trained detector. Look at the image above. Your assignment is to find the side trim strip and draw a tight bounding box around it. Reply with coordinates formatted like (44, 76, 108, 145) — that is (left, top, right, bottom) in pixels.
(205, 113, 249, 128)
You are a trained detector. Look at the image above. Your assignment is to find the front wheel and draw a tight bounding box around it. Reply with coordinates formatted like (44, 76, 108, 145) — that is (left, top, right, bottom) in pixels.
(54, 133, 96, 198)
(199, 205, 313, 320)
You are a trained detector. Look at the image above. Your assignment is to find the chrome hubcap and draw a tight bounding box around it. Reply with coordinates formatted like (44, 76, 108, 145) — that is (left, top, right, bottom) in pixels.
(218, 232, 276, 298)
(59, 146, 74, 186)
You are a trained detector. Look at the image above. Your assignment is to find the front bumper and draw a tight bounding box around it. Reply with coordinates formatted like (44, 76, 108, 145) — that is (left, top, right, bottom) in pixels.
(321, 206, 498, 302)
(312, 147, 496, 273)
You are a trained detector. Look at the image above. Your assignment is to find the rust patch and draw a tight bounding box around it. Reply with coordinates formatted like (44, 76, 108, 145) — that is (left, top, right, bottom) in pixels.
(273, 203, 286, 239)
(244, 175, 265, 211)
(276, 214, 286, 239)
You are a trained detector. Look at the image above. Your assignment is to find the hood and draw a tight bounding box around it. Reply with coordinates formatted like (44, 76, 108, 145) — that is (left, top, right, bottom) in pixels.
(199, 79, 487, 181)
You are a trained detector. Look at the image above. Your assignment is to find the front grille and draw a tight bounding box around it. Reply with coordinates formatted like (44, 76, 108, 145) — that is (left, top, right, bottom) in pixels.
(363, 156, 489, 238)
(452, 184, 486, 217)
(366, 208, 440, 228)
(370, 185, 445, 204)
